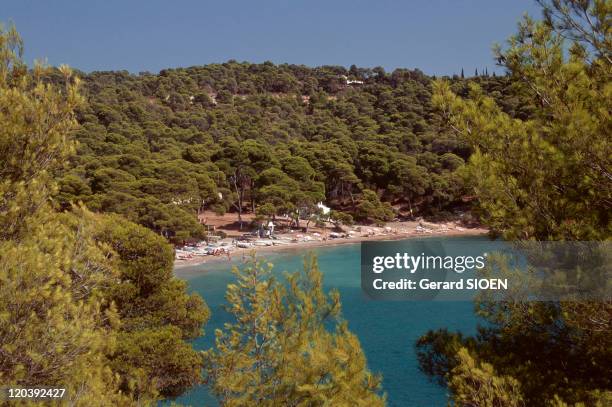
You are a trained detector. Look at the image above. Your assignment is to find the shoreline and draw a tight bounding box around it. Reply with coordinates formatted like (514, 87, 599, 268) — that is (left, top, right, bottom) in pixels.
(174, 225, 488, 272)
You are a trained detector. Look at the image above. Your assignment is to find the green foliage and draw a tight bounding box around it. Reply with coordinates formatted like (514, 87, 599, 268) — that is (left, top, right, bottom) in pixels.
(255, 202, 277, 222)
(204, 255, 385, 406)
(448, 348, 524, 407)
(52, 59, 529, 239)
(111, 326, 203, 399)
(329, 210, 354, 229)
(0, 25, 209, 404)
(0, 24, 128, 405)
(94, 213, 210, 398)
(356, 189, 394, 224)
(432, 8, 611, 240)
(0, 32, 81, 241)
(418, 2, 612, 406)
(415, 329, 474, 385)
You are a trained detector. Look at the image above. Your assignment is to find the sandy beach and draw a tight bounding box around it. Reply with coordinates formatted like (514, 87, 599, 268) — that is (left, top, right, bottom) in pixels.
(174, 220, 488, 270)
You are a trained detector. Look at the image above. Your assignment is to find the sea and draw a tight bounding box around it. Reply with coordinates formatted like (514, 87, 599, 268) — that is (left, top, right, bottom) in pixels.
(169, 236, 490, 407)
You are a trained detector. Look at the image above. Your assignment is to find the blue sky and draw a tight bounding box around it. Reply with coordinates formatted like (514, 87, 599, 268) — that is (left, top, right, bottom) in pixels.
(2, 0, 541, 75)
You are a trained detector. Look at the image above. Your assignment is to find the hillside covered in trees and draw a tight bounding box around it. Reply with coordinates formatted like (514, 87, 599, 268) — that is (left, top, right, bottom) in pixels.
(0, 24, 388, 403)
(2, 0, 610, 405)
(56, 63, 531, 241)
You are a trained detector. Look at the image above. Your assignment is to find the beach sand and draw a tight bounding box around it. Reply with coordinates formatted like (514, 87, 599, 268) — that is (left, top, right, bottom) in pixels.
(174, 220, 488, 270)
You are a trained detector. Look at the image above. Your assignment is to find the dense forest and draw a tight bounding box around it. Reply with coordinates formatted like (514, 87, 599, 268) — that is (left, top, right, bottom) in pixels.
(54, 62, 531, 241)
(0, 23, 385, 403)
(1, 0, 610, 405)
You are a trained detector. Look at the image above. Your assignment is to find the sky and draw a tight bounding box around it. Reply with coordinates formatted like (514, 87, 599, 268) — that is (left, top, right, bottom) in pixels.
(2, 0, 541, 76)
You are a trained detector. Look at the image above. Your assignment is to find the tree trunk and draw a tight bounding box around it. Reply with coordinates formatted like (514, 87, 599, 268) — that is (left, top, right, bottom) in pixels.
(250, 180, 256, 213)
(232, 172, 244, 230)
(238, 190, 244, 230)
(407, 196, 414, 218)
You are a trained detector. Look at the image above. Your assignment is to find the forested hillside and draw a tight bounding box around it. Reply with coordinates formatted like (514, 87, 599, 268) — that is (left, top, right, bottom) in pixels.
(55, 63, 530, 241)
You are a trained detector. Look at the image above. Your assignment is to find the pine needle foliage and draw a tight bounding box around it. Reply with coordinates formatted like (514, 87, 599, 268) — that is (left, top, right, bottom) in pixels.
(418, 2, 611, 405)
(204, 254, 385, 407)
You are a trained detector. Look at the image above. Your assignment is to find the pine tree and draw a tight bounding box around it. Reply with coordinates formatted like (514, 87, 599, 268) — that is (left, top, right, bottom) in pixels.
(449, 348, 524, 407)
(204, 255, 385, 406)
(0, 24, 209, 404)
(461, 68, 465, 78)
(0, 24, 128, 405)
(95, 212, 210, 399)
(421, 1, 612, 405)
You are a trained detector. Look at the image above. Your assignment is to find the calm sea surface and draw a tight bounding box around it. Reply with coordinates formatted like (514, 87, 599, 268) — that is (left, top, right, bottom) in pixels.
(170, 236, 490, 406)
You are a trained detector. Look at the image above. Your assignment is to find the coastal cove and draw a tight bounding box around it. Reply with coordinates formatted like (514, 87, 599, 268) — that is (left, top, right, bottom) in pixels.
(1, 1, 608, 404)
(172, 236, 491, 406)
(174, 220, 488, 269)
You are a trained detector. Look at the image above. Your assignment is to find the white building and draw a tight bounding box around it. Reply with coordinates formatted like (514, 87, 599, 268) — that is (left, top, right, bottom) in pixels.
(317, 202, 331, 216)
(341, 74, 364, 85)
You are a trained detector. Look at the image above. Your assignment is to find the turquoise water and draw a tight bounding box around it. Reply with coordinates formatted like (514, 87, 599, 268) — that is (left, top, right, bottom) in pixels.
(171, 236, 488, 406)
